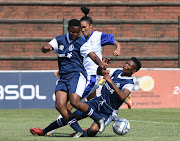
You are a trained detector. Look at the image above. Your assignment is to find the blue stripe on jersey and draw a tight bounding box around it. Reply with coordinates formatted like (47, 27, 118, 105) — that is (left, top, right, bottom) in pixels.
(86, 31, 94, 41)
(101, 69, 134, 110)
(55, 35, 87, 78)
(101, 32, 115, 46)
(81, 31, 93, 41)
(82, 75, 96, 98)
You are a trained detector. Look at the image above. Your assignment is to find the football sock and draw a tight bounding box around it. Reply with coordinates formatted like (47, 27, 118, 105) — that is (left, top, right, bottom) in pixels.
(68, 117, 83, 132)
(85, 106, 101, 122)
(43, 120, 60, 134)
(43, 118, 68, 134)
(57, 117, 68, 127)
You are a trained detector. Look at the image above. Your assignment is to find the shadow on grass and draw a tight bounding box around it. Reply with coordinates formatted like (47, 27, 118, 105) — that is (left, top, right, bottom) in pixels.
(48, 132, 116, 138)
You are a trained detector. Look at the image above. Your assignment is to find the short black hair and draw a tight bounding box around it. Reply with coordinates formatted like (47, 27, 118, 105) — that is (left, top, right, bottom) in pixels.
(80, 6, 93, 24)
(68, 19, 81, 29)
(131, 57, 141, 71)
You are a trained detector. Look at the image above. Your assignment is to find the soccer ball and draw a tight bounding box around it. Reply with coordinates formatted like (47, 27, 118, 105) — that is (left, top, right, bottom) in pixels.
(112, 118, 130, 135)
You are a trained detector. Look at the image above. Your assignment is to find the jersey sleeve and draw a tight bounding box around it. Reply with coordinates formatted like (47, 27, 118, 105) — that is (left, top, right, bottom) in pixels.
(121, 84, 134, 92)
(48, 38, 58, 53)
(80, 42, 93, 57)
(109, 69, 117, 77)
(101, 32, 115, 46)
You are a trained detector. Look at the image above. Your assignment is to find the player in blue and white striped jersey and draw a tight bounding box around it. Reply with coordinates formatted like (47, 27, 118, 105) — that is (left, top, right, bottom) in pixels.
(30, 57, 141, 137)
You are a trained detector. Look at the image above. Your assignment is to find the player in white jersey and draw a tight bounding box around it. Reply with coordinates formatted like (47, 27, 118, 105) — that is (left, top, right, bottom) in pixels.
(80, 6, 121, 101)
(80, 6, 131, 109)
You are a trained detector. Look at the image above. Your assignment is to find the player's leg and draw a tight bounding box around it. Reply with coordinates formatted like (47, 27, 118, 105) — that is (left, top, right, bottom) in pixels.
(47, 101, 73, 136)
(84, 111, 116, 137)
(55, 91, 70, 120)
(48, 75, 98, 136)
(55, 83, 84, 134)
(84, 122, 99, 137)
(70, 95, 105, 134)
(30, 110, 84, 136)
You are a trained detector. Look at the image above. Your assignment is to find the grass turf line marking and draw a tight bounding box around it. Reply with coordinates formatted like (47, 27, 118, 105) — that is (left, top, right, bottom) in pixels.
(129, 120, 180, 125)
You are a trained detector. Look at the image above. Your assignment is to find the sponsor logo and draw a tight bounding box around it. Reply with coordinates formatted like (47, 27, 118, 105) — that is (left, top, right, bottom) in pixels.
(0, 85, 46, 100)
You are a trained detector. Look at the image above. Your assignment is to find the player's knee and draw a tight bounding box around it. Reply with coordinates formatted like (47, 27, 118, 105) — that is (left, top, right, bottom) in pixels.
(88, 125, 99, 137)
(55, 102, 64, 111)
(55, 103, 60, 111)
(69, 93, 81, 109)
(90, 125, 99, 133)
(70, 100, 80, 109)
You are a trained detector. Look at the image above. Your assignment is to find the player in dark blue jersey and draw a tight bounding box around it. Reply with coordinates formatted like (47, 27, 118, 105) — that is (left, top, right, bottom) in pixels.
(39, 19, 108, 136)
(30, 57, 141, 137)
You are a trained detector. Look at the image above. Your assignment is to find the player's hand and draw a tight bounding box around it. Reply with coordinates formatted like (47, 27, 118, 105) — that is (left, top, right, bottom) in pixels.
(103, 58, 111, 64)
(42, 44, 53, 53)
(113, 49, 120, 56)
(54, 71, 60, 78)
(101, 58, 111, 69)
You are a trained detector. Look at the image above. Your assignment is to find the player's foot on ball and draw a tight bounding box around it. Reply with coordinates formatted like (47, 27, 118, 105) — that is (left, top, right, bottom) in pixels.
(30, 127, 45, 136)
(124, 96, 132, 109)
(98, 118, 105, 134)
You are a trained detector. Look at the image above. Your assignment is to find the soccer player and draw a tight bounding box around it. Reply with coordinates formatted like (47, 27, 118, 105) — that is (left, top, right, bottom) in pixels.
(30, 57, 141, 137)
(80, 6, 132, 109)
(47, 6, 122, 135)
(41, 19, 107, 136)
(79, 6, 121, 101)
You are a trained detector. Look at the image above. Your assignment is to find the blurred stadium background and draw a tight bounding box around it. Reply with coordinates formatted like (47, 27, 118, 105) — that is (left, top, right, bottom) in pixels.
(0, 0, 180, 109)
(0, 0, 180, 70)
(0, 1, 179, 140)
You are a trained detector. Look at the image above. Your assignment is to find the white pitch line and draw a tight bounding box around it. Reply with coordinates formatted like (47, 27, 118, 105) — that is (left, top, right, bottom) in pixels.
(129, 120, 180, 125)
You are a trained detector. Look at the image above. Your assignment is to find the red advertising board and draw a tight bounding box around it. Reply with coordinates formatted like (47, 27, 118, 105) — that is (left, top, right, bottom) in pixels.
(122, 69, 180, 108)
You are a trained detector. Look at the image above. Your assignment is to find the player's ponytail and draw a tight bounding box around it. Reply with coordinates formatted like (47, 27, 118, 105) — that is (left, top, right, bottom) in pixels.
(81, 6, 90, 17)
(80, 6, 93, 24)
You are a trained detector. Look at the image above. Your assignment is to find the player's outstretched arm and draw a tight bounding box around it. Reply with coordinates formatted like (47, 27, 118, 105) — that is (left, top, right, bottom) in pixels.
(88, 52, 104, 69)
(113, 40, 121, 56)
(42, 44, 53, 53)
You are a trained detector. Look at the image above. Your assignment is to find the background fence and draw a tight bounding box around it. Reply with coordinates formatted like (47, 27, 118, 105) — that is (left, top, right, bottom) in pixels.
(0, 1, 180, 70)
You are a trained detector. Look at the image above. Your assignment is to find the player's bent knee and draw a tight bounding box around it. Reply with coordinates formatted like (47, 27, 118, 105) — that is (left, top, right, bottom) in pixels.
(55, 103, 65, 111)
(70, 100, 80, 109)
(88, 128, 98, 137)
(91, 127, 99, 133)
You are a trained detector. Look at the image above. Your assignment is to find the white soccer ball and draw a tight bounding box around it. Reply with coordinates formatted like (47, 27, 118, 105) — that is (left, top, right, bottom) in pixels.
(112, 118, 130, 135)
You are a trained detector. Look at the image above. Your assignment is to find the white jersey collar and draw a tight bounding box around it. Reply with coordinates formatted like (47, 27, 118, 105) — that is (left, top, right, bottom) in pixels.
(117, 73, 133, 79)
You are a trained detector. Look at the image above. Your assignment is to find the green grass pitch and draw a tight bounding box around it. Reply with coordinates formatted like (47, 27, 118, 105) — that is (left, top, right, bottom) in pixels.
(0, 108, 179, 141)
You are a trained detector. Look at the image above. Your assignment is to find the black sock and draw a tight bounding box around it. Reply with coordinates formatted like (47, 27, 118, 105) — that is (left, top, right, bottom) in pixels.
(68, 117, 83, 132)
(85, 106, 101, 122)
(43, 118, 68, 134)
(43, 120, 60, 134)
